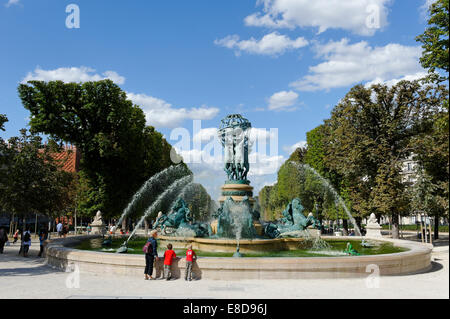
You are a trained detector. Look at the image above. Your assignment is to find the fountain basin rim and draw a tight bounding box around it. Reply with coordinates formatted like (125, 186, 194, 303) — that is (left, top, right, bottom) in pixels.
(47, 235, 431, 259)
(44, 235, 433, 279)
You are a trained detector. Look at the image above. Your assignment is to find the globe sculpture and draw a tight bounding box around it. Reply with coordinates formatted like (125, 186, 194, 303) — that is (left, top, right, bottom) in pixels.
(213, 114, 263, 237)
(217, 114, 255, 205)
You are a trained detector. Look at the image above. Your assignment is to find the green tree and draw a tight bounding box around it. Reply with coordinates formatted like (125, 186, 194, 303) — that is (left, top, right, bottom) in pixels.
(416, 0, 449, 79)
(327, 80, 447, 238)
(259, 185, 273, 220)
(287, 146, 307, 163)
(0, 115, 9, 191)
(408, 167, 440, 220)
(181, 183, 214, 222)
(0, 130, 75, 225)
(0, 114, 7, 131)
(262, 148, 340, 225)
(413, 99, 449, 239)
(304, 124, 352, 232)
(18, 80, 175, 218)
(415, 0, 449, 239)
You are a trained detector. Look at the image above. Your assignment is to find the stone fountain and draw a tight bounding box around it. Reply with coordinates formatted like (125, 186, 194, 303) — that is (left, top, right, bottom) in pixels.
(44, 114, 433, 279)
(150, 114, 322, 255)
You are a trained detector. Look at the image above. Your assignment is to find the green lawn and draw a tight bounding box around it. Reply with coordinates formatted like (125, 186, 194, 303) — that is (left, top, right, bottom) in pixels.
(381, 224, 449, 232)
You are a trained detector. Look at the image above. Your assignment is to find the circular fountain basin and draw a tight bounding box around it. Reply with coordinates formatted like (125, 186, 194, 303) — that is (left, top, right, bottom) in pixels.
(45, 235, 433, 280)
(158, 235, 311, 253)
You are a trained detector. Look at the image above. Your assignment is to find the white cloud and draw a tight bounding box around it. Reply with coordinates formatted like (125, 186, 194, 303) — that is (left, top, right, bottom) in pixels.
(182, 150, 283, 199)
(127, 93, 220, 129)
(249, 152, 285, 176)
(283, 140, 307, 154)
(245, 0, 391, 36)
(365, 72, 428, 87)
(290, 39, 424, 91)
(420, 0, 438, 18)
(22, 66, 219, 129)
(268, 90, 299, 111)
(173, 129, 284, 199)
(22, 66, 126, 85)
(5, 0, 20, 7)
(191, 127, 277, 153)
(193, 128, 218, 143)
(214, 32, 308, 56)
(249, 127, 277, 143)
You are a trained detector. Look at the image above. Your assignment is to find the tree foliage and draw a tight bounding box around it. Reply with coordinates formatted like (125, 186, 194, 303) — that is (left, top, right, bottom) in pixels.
(179, 183, 215, 222)
(413, 96, 449, 219)
(326, 80, 448, 237)
(0, 114, 7, 131)
(414, 0, 449, 222)
(0, 130, 75, 219)
(416, 0, 449, 79)
(408, 166, 440, 216)
(18, 80, 176, 218)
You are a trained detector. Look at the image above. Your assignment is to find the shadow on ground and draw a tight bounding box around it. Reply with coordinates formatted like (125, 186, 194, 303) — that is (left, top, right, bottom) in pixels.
(0, 264, 62, 277)
(0, 248, 64, 277)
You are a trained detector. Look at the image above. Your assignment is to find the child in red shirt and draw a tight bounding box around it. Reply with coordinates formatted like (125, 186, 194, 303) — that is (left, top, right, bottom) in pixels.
(185, 245, 197, 281)
(163, 243, 176, 281)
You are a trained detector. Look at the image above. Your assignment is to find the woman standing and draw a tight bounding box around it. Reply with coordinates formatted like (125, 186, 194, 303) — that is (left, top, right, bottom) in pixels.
(144, 230, 159, 280)
(37, 228, 48, 257)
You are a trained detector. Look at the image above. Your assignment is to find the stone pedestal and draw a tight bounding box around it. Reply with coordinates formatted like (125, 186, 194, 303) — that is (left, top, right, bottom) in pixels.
(90, 211, 106, 235)
(210, 220, 218, 235)
(253, 221, 264, 236)
(214, 181, 261, 236)
(365, 224, 382, 238)
(91, 224, 106, 235)
(365, 213, 383, 238)
(218, 182, 255, 204)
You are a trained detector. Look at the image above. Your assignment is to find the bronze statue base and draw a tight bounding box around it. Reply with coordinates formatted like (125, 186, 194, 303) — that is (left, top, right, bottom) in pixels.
(218, 183, 255, 204)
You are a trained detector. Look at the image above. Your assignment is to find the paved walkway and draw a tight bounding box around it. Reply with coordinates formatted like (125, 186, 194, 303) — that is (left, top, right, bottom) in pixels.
(0, 241, 448, 299)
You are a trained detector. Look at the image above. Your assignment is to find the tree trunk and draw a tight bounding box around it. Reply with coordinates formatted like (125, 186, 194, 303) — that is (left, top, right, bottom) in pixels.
(9, 213, 14, 237)
(74, 210, 77, 235)
(34, 214, 38, 238)
(434, 213, 439, 240)
(391, 214, 400, 239)
(342, 219, 349, 236)
(355, 217, 362, 235)
(144, 219, 149, 236)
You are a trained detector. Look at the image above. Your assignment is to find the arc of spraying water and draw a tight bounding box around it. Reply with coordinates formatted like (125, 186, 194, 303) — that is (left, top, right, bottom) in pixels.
(123, 175, 194, 245)
(170, 183, 215, 221)
(288, 161, 362, 236)
(116, 165, 189, 229)
(168, 182, 198, 212)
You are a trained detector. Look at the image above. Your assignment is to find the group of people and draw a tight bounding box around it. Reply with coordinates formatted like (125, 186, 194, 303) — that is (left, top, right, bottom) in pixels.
(56, 222, 69, 238)
(0, 227, 48, 257)
(144, 230, 197, 281)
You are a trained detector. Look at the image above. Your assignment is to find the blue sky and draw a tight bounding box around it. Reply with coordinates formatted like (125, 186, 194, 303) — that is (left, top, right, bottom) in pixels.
(0, 0, 434, 199)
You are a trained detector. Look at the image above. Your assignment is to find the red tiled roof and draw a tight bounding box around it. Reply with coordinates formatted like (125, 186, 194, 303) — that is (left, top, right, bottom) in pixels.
(40, 145, 81, 173)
